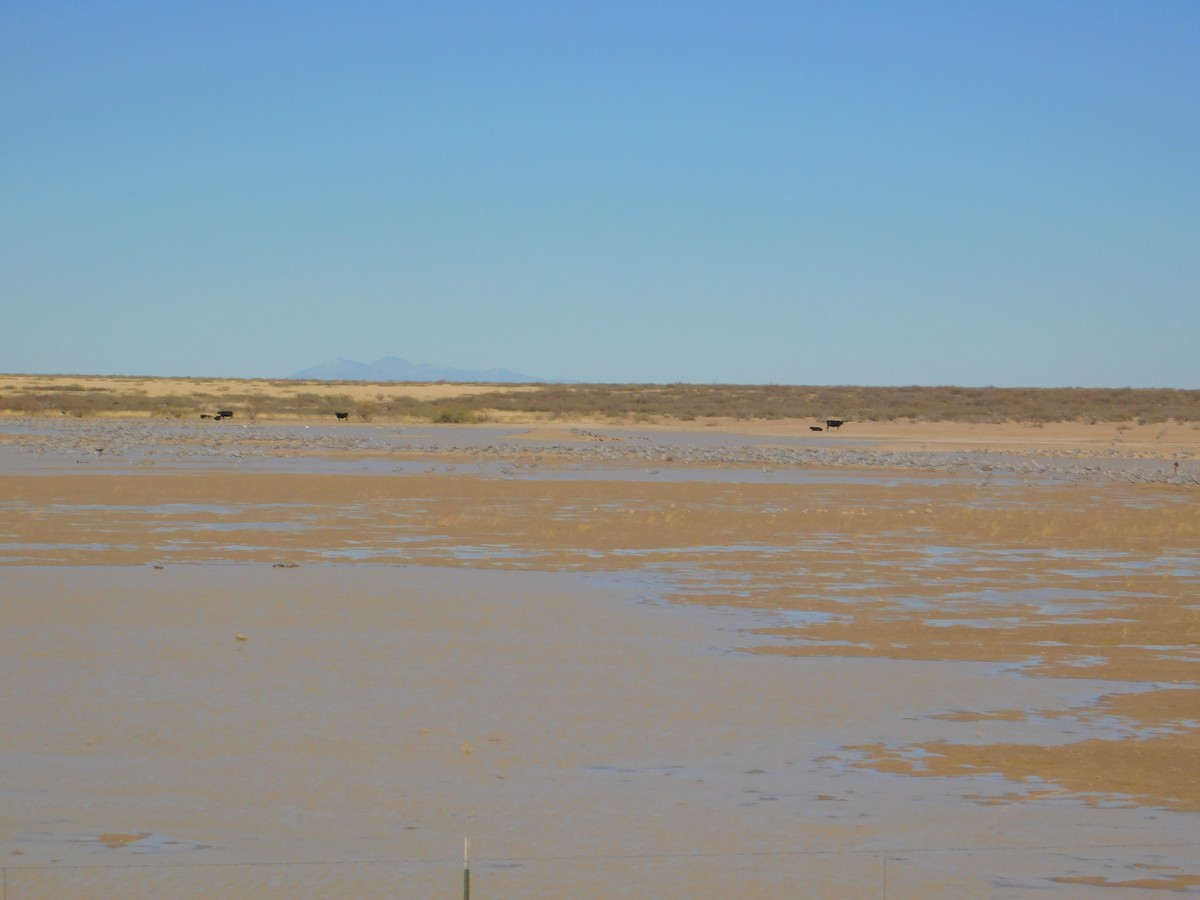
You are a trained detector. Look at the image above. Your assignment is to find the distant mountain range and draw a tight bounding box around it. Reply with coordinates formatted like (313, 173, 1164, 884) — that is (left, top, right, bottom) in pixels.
(291, 356, 541, 383)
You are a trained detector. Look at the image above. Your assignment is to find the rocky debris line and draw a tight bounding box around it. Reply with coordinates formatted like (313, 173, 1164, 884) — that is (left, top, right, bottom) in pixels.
(3, 420, 1197, 486)
(434, 442, 1198, 486)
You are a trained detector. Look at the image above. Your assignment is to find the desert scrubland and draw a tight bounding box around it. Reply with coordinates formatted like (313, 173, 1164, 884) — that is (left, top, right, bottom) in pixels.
(1, 376, 1198, 896)
(2, 373, 1199, 427)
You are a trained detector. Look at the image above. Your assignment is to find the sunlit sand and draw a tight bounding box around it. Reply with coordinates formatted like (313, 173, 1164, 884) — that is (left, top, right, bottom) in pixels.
(1, 414, 1197, 896)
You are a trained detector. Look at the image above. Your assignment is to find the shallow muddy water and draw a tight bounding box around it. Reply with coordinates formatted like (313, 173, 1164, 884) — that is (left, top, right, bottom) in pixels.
(4, 566, 1195, 898)
(1, 425, 1197, 897)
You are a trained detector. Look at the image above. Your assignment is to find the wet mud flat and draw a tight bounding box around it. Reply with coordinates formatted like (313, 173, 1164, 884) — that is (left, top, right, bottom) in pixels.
(3, 417, 1199, 485)
(1, 421, 1198, 897)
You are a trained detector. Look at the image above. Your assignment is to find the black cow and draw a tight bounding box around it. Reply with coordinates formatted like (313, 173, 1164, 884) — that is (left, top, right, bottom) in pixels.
(825, 419, 844, 430)
(335, 412, 349, 421)
(216, 410, 234, 420)
(809, 426, 823, 432)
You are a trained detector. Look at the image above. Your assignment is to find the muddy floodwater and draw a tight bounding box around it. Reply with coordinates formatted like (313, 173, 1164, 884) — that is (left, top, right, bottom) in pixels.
(1, 420, 1198, 897)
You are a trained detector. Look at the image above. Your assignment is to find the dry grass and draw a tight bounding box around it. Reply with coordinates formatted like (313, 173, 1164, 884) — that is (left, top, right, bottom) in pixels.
(0, 374, 1197, 424)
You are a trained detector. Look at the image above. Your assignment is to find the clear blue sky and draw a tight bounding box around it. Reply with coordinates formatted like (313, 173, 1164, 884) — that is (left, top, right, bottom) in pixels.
(2, 1, 1197, 386)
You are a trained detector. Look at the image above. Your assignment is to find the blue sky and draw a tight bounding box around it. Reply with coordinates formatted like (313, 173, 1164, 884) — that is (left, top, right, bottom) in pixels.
(2, 2, 1197, 386)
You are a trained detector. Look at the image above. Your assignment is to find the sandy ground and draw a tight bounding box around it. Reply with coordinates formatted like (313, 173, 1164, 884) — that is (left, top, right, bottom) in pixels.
(0, 373, 540, 404)
(1, 418, 1197, 897)
(3, 372, 1199, 457)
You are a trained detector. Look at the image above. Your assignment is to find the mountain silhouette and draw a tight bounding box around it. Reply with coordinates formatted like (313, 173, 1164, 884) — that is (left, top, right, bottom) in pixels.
(292, 356, 539, 383)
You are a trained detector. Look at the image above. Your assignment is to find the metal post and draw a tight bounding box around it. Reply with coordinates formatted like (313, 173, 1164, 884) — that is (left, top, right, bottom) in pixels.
(463, 838, 470, 900)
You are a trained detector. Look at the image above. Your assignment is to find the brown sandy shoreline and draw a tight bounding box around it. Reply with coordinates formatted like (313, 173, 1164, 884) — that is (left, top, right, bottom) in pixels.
(2, 416, 1198, 487)
(2, 416, 1198, 895)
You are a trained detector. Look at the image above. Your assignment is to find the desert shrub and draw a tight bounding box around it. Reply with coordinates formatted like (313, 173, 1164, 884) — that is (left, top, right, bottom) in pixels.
(430, 407, 485, 424)
(0, 377, 1197, 424)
